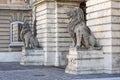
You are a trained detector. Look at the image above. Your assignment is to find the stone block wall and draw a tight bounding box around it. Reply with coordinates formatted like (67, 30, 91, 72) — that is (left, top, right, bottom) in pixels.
(55, 1, 80, 66)
(0, 0, 120, 74)
(0, 12, 10, 51)
(0, 0, 7, 4)
(86, 0, 112, 73)
(86, 0, 112, 53)
(34, 0, 120, 73)
(86, 0, 120, 73)
(0, 9, 31, 52)
(34, 0, 81, 66)
(35, 1, 56, 65)
(110, 0, 120, 73)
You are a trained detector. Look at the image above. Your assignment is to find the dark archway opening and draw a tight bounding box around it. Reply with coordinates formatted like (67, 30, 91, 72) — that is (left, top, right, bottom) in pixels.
(79, 1, 86, 21)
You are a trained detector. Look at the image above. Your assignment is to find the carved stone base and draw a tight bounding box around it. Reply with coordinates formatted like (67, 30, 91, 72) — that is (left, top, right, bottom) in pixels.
(20, 48, 44, 65)
(65, 48, 104, 74)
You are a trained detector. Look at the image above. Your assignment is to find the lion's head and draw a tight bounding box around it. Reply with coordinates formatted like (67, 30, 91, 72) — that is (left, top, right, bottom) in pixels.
(67, 7, 85, 22)
(23, 22, 30, 30)
(20, 22, 32, 40)
(67, 7, 78, 18)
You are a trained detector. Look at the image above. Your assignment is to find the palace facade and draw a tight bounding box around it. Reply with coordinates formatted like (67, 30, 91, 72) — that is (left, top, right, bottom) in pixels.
(0, 0, 120, 74)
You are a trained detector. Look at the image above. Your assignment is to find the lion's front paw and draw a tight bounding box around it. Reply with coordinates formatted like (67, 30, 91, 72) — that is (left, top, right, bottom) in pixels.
(76, 45, 80, 49)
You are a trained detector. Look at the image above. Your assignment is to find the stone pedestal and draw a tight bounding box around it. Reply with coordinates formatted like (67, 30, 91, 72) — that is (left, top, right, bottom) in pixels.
(20, 48, 44, 65)
(65, 48, 104, 74)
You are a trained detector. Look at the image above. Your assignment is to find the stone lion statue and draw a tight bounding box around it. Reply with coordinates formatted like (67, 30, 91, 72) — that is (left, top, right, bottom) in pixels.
(20, 22, 39, 49)
(67, 7, 101, 50)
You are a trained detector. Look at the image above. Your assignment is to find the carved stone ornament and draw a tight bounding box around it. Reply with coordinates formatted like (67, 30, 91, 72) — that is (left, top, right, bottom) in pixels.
(67, 7, 101, 50)
(20, 22, 39, 49)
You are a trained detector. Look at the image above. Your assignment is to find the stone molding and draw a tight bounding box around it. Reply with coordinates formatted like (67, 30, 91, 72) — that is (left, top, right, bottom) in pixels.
(32, 0, 54, 6)
(32, 0, 85, 6)
(0, 5, 31, 10)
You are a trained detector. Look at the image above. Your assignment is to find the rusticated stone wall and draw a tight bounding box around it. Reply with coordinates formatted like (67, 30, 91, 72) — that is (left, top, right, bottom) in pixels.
(0, 9, 31, 52)
(86, 0, 120, 73)
(35, 1, 56, 65)
(0, 0, 7, 4)
(34, 0, 81, 66)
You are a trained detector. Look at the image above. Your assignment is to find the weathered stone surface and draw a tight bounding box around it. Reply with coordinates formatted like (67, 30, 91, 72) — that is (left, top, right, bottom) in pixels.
(0, 52, 21, 62)
(65, 48, 104, 74)
(20, 48, 44, 65)
(87, 0, 120, 74)
(20, 22, 39, 49)
(0, 0, 120, 75)
(34, 0, 80, 66)
(67, 7, 101, 50)
(0, 9, 31, 52)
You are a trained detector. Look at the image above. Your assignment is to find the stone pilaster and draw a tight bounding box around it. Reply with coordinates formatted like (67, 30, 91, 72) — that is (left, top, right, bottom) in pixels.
(110, 0, 120, 73)
(86, 0, 120, 73)
(33, 0, 56, 66)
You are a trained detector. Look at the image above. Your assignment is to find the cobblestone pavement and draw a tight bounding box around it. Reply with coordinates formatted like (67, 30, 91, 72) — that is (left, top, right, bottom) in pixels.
(0, 63, 119, 80)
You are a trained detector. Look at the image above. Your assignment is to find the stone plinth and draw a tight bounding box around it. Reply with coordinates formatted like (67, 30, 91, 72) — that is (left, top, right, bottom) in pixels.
(20, 48, 44, 65)
(65, 48, 104, 74)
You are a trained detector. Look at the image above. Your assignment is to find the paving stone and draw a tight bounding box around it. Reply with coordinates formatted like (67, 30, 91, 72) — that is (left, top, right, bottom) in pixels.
(0, 63, 119, 80)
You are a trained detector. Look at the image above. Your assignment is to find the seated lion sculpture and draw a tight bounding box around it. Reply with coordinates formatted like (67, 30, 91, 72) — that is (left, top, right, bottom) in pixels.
(20, 22, 39, 49)
(67, 7, 101, 50)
